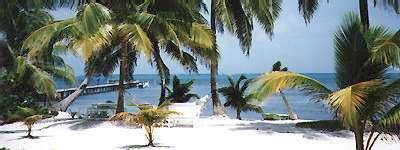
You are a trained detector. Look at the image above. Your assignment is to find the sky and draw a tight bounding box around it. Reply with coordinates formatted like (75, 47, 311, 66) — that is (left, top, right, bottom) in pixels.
(52, 0, 400, 75)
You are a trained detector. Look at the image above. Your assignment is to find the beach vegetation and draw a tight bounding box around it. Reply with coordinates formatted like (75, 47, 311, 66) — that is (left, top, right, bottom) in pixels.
(251, 13, 400, 150)
(23, 115, 51, 138)
(111, 102, 180, 147)
(219, 74, 262, 120)
(270, 61, 298, 120)
(166, 75, 199, 103)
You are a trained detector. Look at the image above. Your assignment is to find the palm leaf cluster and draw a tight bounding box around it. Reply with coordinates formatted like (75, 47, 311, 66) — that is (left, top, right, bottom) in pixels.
(251, 13, 400, 150)
(165, 75, 199, 103)
(0, 41, 56, 97)
(219, 74, 262, 120)
(111, 102, 180, 147)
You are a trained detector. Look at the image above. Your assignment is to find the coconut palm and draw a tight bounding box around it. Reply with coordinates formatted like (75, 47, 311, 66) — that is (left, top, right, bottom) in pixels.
(251, 13, 400, 150)
(360, 0, 400, 28)
(270, 61, 298, 120)
(218, 74, 262, 120)
(0, 41, 57, 98)
(165, 75, 199, 103)
(22, 2, 114, 111)
(208, 0, 327, 116)
(111, 102, 180, 147)
(87, 0, 216, 108)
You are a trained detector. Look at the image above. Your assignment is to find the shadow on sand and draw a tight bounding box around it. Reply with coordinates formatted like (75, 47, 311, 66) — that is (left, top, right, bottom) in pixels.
(230, 121, 353, 140)
(120, 144, 172, 149)
(69, 120, 105, 130)
(8, 135, 51, 141)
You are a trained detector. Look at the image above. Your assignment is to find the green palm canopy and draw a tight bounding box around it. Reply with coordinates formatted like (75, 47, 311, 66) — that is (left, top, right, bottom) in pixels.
(251, 13, 400, 150)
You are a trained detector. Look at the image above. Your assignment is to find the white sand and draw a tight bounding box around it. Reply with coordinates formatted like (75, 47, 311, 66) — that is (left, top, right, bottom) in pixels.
(1, 117, 399, 150)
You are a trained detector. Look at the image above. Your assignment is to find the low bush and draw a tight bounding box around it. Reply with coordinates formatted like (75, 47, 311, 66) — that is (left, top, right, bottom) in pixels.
(262, 113, 289, 120)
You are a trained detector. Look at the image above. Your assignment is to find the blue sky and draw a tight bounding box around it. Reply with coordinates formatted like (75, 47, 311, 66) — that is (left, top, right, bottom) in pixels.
(52, 0, 400, 75)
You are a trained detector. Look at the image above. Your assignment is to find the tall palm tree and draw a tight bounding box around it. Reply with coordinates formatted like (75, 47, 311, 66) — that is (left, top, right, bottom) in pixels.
(361, 0, 400, 28)
(22, 2, 115, 111)
(251, 13, 400, 150)
(208, 0, 325, 116)
(271, 61, 298, 120)
(25, 0, 216, 112)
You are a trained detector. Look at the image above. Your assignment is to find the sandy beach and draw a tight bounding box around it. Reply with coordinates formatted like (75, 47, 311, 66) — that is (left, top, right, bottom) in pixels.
(1, 115, 399, 150)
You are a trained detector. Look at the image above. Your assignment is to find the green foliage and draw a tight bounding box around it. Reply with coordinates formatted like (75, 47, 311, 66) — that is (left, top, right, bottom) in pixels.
(0, 147, 10, 150)
(262, 113, 289, 120)
(251, 13, 400, 150)
(111, 102, 180, 146)
(296, 120, 345, 132)
(166, 75, 199, 103)
(219, 74, 262, 120)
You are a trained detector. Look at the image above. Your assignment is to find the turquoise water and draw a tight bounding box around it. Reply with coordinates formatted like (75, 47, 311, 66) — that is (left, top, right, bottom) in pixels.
(57, 73, 337, 120)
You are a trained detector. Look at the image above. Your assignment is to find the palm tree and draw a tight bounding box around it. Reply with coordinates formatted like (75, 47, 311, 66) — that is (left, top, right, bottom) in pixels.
(251, 13, 400, 150)
(22, 2, 114, 111)
(23, 115, 51, 138)
(218, 74, 262, 120)
(165, 75, 199, 103)
(111, 102, 180, 147)
(0, 40, 57, 98)
(208, 0, 326, 116)
(271, 61, 298, 120)
(92, 0, 216, 108)
(360, 0, 400, 28)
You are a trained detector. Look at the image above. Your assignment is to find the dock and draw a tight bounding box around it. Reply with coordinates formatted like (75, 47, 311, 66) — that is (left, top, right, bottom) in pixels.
(56, 80, 150, 99)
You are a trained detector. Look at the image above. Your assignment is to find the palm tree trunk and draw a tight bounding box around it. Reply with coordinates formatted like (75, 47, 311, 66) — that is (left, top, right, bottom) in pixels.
(27, 124, 32, 137)
(116, 42, 127, 113)
(279, 91, 298, 120)
(359, 0, 370, 28)
(210, 0, 226, 116)
(53, 77, 90, 111)
(236, 109, 242, 120)
(150, 39, 168, 106)
(354, 122, 366, 150)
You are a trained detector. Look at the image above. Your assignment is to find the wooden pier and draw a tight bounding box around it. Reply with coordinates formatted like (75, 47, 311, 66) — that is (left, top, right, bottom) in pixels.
(56, 81, 149, 99)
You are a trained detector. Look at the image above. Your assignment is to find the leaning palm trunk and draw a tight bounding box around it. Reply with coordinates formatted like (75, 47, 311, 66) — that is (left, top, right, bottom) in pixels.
(54, 77, 90, 111)
(152, 43, 167, 106)
(210, 0, 226, 116)
(116, 42, 127, 113)
(279, 91, 298, 120)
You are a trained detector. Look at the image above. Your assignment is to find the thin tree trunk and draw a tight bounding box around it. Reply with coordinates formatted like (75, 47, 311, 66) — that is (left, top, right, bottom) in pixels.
(53, 77, 90, 112)
(354, 122, 366, 150)
(27, 125, 32, 137)
(210, 0, 226, 116)
(236, 109, 242, 120)
(359, 0, 370, 28)
(279, 91, 298, 120)
(152, 41, 167, 106)
(116, 42, 127, 113)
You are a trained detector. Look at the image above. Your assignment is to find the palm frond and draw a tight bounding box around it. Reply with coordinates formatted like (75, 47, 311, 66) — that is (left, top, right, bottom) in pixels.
(329, 80, 383, 127)
(298, 0, 319, 23)
(369, 29, 400, 68)
(334, 12, 387, 88)
(119, 23, 154, 60)
(252, 71, 331, 102)
(376, 103, 400, 129)
(242, 0, 282, 36)
(374, 0, 400, 14)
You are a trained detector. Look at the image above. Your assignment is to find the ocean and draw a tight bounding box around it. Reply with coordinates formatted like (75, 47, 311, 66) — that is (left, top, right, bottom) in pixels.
(55, 73, 340, 120)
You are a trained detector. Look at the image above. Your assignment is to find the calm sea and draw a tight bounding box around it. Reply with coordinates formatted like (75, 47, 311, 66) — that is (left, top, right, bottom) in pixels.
(55, 73, 399, 120)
